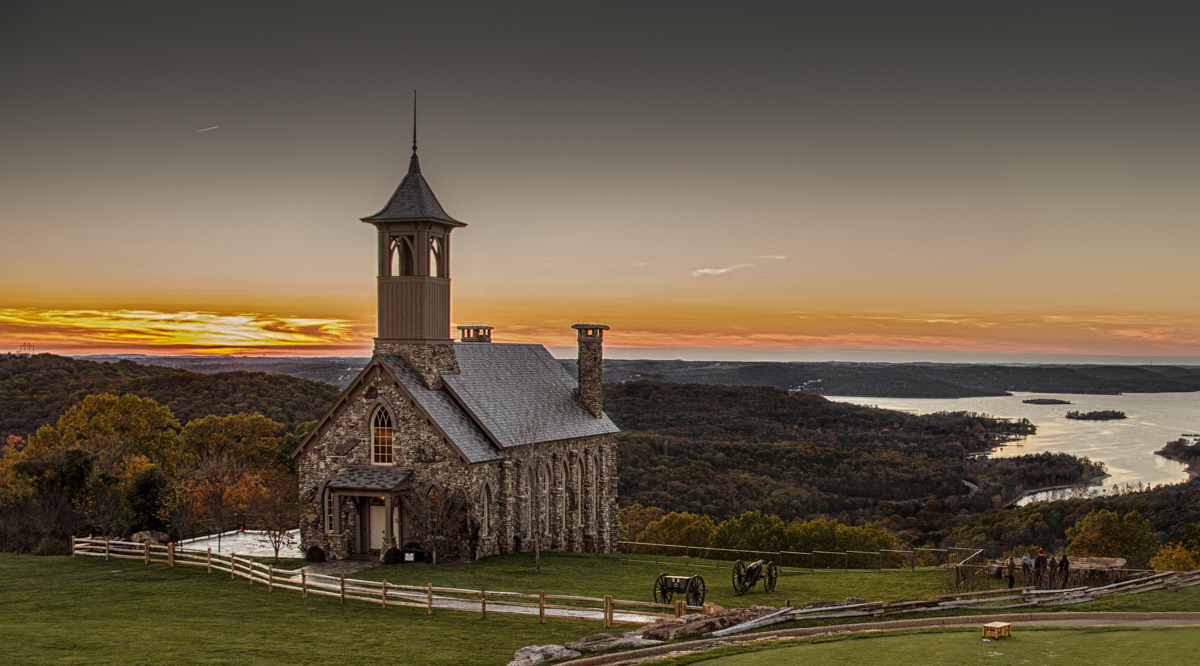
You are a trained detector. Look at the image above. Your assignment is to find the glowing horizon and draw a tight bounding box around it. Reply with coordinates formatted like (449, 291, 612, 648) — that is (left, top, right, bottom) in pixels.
(5, 305, 1200, 360)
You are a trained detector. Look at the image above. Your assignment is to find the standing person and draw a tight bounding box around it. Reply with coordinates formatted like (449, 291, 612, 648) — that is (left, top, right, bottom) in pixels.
(1034, 548, 1048, 588)
(1060, 554, 1071, 588)
(1048, 556, 1059, 589)
(1005, 556, 1017, 589)
(1021, 554, 1034, 587)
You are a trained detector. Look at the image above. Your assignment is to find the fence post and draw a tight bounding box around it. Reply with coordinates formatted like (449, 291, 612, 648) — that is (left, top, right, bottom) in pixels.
(480, 588, 486, 618)
(877, 551, 881, 572)
(302, 570, 308, 599)
(105, 537, 110, 561)
(910, 550, 915, 573)
(206, 548, 212, 574)
(843, 552, 847, 573)
(426, 583, 433, 615)
(268, 564, 273, 592)
(340, 574, 345, 605)
(144, 541, 150, 565)
(169, 542, 175, 568)
(810, 552, 814, 574)
(539, 590, 546, 624)
(382, 580, 388, 609)
(70, 537, 75, 558)
(604, 595, 612, 628)
(231, 552, 236, 580)
(675, 600, 684, 617)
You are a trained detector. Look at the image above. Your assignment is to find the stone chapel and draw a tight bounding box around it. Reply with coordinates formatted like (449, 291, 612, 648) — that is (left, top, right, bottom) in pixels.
(291, 134, 620, 562)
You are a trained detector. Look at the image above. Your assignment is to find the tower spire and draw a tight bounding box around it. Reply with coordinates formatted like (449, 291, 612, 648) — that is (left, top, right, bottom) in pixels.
(409, 90, 421, 174)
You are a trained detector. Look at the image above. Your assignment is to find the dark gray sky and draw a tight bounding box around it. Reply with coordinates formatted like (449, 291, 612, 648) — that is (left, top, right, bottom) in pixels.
(4, 2, 1200, 357)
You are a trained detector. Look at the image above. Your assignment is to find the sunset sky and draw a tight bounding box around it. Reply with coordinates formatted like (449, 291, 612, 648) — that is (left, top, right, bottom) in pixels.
(3, 2, 1200, 361)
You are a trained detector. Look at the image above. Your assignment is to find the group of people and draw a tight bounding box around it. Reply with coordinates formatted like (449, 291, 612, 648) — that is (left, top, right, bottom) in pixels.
(1004, 548, 1071, 589)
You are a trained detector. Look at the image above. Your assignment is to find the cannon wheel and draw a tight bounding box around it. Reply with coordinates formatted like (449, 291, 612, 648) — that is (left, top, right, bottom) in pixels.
(732, 559, 748, 596)
(686, 575, 706, 607)
(653, 573, 672, 604)
(763, 561, 778, 593)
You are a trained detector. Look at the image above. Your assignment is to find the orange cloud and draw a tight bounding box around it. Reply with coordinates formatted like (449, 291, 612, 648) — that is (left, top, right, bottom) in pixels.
(0, 309, 372, 355)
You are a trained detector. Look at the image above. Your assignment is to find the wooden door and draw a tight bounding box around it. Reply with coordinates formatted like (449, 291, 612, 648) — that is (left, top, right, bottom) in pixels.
(369, 504, 385, 551)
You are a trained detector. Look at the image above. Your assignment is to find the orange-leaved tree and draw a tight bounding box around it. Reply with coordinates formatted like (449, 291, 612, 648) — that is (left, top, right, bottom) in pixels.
(1065, 509, 1159, 569)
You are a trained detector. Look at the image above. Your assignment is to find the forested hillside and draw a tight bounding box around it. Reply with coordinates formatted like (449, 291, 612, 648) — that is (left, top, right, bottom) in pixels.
(603, 382, 1104, 527)
(0, 354, 339, 438)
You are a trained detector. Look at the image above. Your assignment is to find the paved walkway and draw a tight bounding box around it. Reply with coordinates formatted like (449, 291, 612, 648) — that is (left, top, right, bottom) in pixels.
(180, 530, 303, 559)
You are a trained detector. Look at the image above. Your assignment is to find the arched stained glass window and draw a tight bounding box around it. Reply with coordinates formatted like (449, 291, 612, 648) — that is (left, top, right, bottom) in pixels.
(372, 408, 394, 464)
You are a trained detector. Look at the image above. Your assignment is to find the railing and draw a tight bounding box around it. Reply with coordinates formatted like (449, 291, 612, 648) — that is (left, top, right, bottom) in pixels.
(707, 568, 1200, 636)
(70, 537, 699, 626)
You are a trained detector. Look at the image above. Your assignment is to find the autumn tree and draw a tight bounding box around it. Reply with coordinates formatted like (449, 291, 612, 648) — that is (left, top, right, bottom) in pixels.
(1066, 509, 1160, 568)
(618, 503, 665, 542)
(1149, 543, 1198, 573)
(711, 510, 789, 552)
(246, 466, 306, 561)
(181, 413, 283, 471)
(639, 512, 715, 547)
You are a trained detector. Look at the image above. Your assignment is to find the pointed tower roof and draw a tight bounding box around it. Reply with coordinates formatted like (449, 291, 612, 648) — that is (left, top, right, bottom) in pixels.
(362, 100, 464, 226)
(361, 150, 464, 225)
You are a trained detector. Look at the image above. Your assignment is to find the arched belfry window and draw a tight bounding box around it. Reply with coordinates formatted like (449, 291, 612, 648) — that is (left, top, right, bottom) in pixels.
(372, 408, 394, 464)
(429, 237, 444, 278)
(391, 236, 415, 276)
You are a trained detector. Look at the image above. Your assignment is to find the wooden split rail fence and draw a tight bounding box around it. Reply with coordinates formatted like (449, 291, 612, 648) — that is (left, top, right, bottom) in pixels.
(70, 537, 699, 627)
(710, 568, 1200, 636)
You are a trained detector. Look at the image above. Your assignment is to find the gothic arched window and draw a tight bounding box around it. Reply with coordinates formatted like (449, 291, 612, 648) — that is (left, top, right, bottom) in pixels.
(429, 237, 443, 278)
(482, 485, 492, 538)
(372, 408, 394, 464)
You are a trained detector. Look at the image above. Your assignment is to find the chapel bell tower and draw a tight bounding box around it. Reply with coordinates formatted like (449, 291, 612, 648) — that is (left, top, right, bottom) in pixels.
(361, 119, 465, 346)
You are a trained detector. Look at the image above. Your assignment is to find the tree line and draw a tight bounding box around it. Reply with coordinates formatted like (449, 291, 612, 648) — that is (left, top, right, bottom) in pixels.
(0, 392, 312, 560)
(0, 353, 339, 439)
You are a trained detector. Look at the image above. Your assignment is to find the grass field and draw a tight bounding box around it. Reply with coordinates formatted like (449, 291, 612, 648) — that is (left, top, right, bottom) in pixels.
(3, 552, 1198, 665)
(657, 627, 1200, 665)
(348, 551, 948, 609)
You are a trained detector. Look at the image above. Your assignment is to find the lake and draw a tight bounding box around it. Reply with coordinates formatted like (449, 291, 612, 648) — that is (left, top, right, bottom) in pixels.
(825, 391, 1199, 502)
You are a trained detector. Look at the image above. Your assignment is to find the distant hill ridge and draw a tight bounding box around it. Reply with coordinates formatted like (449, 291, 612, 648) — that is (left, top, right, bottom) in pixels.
(69, 354, 1200, 399)
(563, 359, 1200, 398)
(1, 354, 340, 438)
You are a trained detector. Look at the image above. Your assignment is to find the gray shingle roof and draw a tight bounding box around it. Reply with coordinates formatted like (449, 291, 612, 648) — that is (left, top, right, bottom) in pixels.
(442, 343, 621, 448)
(377, 355, 506, 464)
(327, 467, 412, 492)
(361, 153, 463, 225)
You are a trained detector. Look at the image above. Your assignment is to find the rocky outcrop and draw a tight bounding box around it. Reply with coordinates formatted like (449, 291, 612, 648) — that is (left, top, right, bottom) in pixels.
(638, 606, 781, 640)
(564, 632, 663, 654)
(506, 645, 581, 666)
(129, 531, 170, 545)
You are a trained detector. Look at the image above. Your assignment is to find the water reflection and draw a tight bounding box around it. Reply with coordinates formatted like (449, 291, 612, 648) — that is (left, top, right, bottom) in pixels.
(824, 391, 1195, 500)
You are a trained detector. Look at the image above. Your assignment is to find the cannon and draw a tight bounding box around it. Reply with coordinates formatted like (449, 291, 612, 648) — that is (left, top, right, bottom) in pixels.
(731, 559, 778, 596)
(653, 573, 707, 606)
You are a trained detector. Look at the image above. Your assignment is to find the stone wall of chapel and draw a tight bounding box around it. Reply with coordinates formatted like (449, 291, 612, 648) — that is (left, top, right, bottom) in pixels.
(297, 367, 499, 560)
(500, 434, 618, 556)
(297, 362, 620, 560)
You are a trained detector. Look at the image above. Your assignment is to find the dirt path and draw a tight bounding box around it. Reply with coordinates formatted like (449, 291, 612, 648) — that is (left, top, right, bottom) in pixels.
(559, 612, 1200, 665)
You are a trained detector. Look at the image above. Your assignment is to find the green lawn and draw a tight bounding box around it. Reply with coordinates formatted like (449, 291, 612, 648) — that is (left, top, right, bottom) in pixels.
(0, 553, 597, 666)
(351, 551, 948, 609)
(3, 552, 1197, 666)
(658, 627, 1200, 665)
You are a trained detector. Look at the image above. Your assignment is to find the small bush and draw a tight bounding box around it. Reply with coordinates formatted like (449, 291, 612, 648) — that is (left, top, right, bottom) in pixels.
(382, 548, 404, 565)
(304, 545, 326, 563)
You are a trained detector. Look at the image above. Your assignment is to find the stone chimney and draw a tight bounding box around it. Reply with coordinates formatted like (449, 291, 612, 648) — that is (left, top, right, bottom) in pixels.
(457, 325, 493, 343)
(572, 324, 609, 418)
